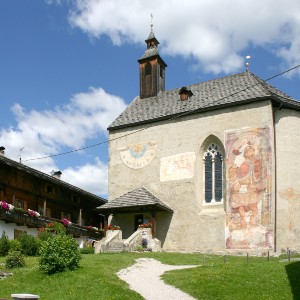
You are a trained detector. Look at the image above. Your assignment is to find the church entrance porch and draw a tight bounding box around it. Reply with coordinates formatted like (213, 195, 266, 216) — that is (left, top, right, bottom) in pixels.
(96, 187, 173, 247)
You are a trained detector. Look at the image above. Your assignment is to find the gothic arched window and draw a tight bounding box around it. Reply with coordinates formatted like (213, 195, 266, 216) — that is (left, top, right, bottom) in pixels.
(203, 143, 223, 204)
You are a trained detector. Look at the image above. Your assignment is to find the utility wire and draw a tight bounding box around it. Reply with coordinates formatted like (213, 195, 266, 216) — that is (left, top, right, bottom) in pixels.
(23, 63, 300, 162)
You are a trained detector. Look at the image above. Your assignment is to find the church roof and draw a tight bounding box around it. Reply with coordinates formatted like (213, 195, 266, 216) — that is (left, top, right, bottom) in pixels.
(108, 71, 299, 130)
(97, 187, 173, 212)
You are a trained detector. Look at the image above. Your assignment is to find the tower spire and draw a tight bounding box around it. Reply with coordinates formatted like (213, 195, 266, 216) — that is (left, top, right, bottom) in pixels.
(138, 23, 167, 99)
(150, 14, 153, 33)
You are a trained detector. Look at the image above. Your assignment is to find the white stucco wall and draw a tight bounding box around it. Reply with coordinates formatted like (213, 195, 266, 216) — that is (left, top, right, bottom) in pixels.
(0, 220, 38, 239)
(275, 108, 300, 252)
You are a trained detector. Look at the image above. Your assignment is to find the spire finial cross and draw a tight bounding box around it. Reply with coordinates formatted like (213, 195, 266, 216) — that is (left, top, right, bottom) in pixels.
(150, 13, 153, 32)
(245, 55, 251, 71)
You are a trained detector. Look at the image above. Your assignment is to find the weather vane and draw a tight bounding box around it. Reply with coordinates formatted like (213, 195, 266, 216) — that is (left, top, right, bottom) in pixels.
(245, 55, 251, 71)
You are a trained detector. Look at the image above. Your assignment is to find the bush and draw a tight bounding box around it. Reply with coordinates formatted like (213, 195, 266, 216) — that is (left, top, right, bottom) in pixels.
(79, 247, 94, 254)
(37, 230, 53, 241)
(17, 233, 40, 256)
(9, 239, 22, 252)
(5, 251, 25, 269)
(39, 235, 81, 274)
(0, 231, 10, 256)
(44, 222, 66, 235)
(135, 245, 144, 252)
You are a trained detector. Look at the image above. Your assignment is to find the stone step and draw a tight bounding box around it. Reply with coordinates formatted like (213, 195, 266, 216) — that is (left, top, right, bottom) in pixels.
(107, 248, 123, 253)
(108, 247, 123, 252)
(110, 244, 123, 248)
(109, 246, 123, 250)
(106, 240, 125, 252)
(112, 241, 124, 246)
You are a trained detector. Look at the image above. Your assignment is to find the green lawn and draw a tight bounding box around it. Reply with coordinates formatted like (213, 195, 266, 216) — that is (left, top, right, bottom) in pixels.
(0, 252, 299, 300)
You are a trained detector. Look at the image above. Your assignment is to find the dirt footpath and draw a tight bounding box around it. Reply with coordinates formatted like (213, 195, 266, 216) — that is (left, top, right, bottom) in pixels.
(117, 258, 198, 300)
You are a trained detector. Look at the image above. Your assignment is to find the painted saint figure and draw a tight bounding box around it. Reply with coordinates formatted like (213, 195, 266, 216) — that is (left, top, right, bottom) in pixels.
(225, 127, 272, 250)
(228, 141, 262, 229)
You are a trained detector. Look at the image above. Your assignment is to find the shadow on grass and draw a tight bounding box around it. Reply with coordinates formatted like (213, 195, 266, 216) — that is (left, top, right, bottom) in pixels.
(285, 261, 300, 300)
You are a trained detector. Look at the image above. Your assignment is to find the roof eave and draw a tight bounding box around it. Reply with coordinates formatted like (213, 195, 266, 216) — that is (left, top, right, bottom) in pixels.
(0, 156, 107, 204)
(108, 96, 279, 131)
(96, 203, 173, 213)
(138, 55, 167, 67)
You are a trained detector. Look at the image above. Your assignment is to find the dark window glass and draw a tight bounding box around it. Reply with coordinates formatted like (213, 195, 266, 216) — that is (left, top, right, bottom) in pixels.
(215, 152, 223, 202)
(205, 154, 212, 203)
(204, 143, 223, 203)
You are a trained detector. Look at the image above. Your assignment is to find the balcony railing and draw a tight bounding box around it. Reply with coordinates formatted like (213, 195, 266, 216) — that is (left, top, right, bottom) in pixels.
(0, 209, 104, 240)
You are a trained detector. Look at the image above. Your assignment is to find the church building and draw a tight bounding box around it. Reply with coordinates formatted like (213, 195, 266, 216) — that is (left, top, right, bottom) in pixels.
(98, 27, 300, 254)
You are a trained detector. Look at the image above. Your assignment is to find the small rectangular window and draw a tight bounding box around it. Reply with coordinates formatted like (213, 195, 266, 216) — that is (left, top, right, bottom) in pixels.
(16, 199, 27, 210)
(46, 185, 55, 194)
(72, 195, 80, 204)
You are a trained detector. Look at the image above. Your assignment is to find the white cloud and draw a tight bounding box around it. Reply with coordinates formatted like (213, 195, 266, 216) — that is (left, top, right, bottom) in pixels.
(62, 158, 107, 196)
(68, 0, 300, 75)
(0, 87, 126, 196)
(9, 88, 126, 151)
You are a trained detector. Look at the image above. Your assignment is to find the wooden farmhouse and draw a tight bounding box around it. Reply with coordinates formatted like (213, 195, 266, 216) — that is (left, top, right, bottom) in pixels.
(0, 148, 106, 243)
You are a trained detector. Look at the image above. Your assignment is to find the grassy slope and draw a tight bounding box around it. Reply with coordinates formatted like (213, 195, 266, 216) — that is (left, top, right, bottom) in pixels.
(0, 253, 299, 300)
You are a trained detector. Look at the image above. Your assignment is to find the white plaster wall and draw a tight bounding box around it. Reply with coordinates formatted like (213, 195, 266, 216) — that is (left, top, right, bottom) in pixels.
(0, 220, 38, 239)
(109, 100, 274, 253)
(275, 108, 300, 252)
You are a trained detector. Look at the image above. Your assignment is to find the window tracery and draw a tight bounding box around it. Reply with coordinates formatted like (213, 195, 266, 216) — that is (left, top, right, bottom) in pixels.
(203, 143, 223, 204)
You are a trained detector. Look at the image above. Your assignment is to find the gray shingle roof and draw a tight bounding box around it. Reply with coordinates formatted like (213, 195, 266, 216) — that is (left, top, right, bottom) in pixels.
(97, 187, 173, 212)
(139, 47, 160, 60)
(108, 71, 299, 130)
(146, 30, 156, 41)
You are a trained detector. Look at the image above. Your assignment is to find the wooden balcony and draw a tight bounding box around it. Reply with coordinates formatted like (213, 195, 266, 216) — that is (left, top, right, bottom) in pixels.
(0, 209, 104, 240)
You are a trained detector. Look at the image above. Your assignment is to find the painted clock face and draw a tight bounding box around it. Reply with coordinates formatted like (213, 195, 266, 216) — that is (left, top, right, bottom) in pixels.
(119, 142, 157, 169)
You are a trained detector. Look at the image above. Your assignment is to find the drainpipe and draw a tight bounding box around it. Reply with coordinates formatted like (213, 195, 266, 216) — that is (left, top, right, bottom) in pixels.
(272, 102, 282, 253)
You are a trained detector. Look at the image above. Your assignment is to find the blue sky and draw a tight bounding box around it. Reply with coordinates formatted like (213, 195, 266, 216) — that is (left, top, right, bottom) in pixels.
(0, 0, 299, 197)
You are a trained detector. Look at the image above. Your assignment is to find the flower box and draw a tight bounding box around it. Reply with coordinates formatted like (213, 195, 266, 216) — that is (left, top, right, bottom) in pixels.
(28, 209, 40, 218)
(61, 218, 72, 226)
(107, 225, 121, 231)
(138, 223, 152, 229)
(0, 200, 14, 211)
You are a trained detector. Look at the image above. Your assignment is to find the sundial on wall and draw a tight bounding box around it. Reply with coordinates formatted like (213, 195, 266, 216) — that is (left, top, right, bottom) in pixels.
(119, 142, 157, 169)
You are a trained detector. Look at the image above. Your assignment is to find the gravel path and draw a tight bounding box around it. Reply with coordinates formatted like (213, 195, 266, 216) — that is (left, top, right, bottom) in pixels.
(117, 258, 198, 300)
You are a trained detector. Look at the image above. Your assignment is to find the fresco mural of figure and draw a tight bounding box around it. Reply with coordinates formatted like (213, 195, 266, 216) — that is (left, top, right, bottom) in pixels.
(229, 142, 261, 229)
(225, 127, 273, 250)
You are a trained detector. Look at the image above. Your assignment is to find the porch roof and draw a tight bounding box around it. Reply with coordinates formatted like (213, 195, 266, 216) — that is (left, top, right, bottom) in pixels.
(96, 187, 173, 213)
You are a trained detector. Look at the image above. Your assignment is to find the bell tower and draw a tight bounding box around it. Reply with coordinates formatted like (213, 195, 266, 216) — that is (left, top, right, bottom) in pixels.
(138, 24, 167, 99)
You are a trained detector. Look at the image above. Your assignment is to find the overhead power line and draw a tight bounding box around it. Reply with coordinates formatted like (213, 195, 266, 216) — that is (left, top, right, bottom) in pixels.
(23, 63, 300, 163)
